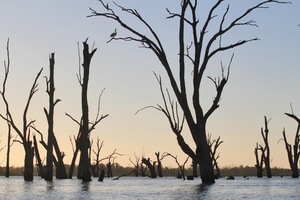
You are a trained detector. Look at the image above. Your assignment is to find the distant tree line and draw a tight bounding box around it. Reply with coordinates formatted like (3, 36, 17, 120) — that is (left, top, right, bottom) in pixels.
(0, 164, 292, 177)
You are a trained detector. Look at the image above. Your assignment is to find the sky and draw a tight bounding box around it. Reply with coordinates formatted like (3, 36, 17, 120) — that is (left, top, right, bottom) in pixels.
(0, 0, 299, 170)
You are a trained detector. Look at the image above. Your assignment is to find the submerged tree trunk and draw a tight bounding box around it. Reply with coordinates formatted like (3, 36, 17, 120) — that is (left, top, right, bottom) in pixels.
(282, 112, 300, 178)
(254, 143, 264, 178)
(155, 152, 163, 177)
(5, 120, 11, 178)
(195, 127, 215, 183)
(24, 142, 34, 181)
(45, 53, 55, 181)
(192, 160, 198, 178)
(142, 158, 156, 178)
(33, 135, 45, 178)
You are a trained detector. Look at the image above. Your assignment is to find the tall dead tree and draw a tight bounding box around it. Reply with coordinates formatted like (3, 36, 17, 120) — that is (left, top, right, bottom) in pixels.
(260, 116, 272, 178)
(67, 39, 108, 181)
(78, 39, 96, 181)
(44, 53, 63, 180)
(0, 39, 43, 181)
(89, 0, 288, 184)
(282, 112, 300, 178)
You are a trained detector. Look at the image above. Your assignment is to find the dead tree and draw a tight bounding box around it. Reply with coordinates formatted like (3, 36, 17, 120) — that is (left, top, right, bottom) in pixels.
(208, 134, 223, 178)
(66, 40, 108, 181)
(161, 152, 189, 180)
(91, 137, 104, 177)
(282, 112, 300, 178)
(0, 42, 42, 181)
(254, 143, 264, 178)
(44, 53, 64, 180)
(260, 116, 272, 178)
(89, 0, 288, 184)
(33, 134, 45, 178)
(67, 121, 81, 178)
(78, 39, 96, 181)
(5, 114, 17, 177)
(142, 158, 157, 178)
(155, 152, 163, 177)
(105, 149, 124, 178)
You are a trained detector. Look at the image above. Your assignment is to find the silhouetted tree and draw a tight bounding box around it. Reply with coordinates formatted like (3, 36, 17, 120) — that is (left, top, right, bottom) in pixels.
(260, 116, 272, 178)
(91, 137, 104, 177)
(33, 134, 45, 178)
(89, 0, 288, 184)
(106, 149, 124, 178)
(129, 154, 140, 177)
(155, 152, 163, 177)
(44, 53, 61, 180)
(78, 39, 97, 181)
(2, 39, 17, 178)
(142, 158, 157, 178)
(66, 39, 108, 181)
(282, 112, 300, 178)
(208, 134, 223, 178)
(254, 143, 264, 178)
(0, 39, 43, 181)
(161, 152, 189, 180)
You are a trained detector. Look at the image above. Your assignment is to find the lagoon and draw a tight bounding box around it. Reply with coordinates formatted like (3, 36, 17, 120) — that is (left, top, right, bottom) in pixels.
(0, 176, 299, 199)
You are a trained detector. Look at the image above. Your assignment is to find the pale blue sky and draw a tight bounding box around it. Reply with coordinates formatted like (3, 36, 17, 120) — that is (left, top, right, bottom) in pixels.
(0, 0, 299, 169)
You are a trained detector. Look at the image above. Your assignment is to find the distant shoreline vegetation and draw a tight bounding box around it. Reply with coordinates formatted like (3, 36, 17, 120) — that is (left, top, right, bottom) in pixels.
(0, 164, 293, 177)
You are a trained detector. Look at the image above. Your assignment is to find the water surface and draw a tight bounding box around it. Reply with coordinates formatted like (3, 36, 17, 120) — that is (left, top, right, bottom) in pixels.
(0, 176, 299, 199)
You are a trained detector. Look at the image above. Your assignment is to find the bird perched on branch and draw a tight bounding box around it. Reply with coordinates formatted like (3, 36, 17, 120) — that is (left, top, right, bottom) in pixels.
(110, 28, 117, 38)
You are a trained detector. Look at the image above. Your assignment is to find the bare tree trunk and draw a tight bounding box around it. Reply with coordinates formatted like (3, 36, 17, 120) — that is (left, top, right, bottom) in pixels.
(106, 162, 113, 177)
(5, 120, 11, 177)
(196, 127, 215, 183)
(282, 112, 300, 178)
(155, 152, 163, 177)
(192, 160, 198, 178)
(44, 53, 55, 181)
(254, 143, 264, 178)
(261, 116, 272, 178)
(24, 142, 34, 181)
(142, 158, 156, 178)
(69, 147, 79, 178)
(33, 135, 45, 178)
(78, 39, 97, 182)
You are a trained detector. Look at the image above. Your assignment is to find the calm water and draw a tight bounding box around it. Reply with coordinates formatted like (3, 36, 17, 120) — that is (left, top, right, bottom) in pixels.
(0, 176, 299, 199)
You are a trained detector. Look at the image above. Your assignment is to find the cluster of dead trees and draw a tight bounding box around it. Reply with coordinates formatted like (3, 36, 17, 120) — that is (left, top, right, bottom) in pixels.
(127, 138, 223, 181)
(0, 39, 117, 181)
(255, 113, 300, 178)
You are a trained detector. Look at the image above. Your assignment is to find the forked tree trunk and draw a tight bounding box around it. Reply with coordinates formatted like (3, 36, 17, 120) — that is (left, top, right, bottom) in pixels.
(254, 143, 264, 178)
(78, 39, 97, 182)
(195, 127, 215, 183)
